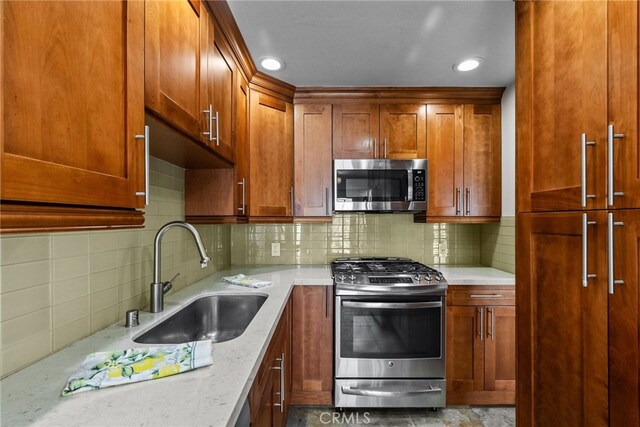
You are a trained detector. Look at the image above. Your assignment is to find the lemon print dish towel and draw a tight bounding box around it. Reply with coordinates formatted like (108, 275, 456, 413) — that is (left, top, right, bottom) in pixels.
(62, 341, 212, 396)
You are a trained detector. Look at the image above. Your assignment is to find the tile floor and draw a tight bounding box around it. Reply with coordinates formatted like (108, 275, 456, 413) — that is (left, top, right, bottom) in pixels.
(286, 406, 515, 427)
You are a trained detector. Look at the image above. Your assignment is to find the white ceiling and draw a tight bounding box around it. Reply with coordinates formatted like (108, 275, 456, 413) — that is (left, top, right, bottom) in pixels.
(227, 0, 515, 87)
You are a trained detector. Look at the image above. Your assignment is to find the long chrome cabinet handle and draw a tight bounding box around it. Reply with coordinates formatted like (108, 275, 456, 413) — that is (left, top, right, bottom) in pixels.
(465, 188, 471, 215)
(487, 307, 494, 339)
(341, 384, 442, 397)
(342, 301, 442, 309)
(272, 353, 285, 412)
(456, 188, 461, 215)
(325, 187, 330, 216)
(469, 294, 503, 298)
(608, 213, 625, 294)
(289, 187, 294, 216)
(237, 178, 246, 214)
(134, 125, 150, 206)
(384, 138, 388, 158)
(581, 133, 596, 207)
(372, 138, 377, 159)
(214, 111, 220, 146)
(477, 307, 484, 341)
(582, 213, 597, 287)
(607, 124, 625, 206)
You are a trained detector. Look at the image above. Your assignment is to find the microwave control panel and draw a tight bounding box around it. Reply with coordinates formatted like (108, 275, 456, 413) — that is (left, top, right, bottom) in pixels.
(413, 169, 426, 201)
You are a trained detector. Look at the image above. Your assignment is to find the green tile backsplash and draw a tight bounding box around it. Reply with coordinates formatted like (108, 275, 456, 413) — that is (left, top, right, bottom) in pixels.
(480, 217, 516, 273)
(231, 213, 482, 266)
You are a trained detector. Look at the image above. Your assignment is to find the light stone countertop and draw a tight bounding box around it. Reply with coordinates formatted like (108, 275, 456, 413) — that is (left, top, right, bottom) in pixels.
(436, 266, 515, 286)
(1, 264, 512, 427)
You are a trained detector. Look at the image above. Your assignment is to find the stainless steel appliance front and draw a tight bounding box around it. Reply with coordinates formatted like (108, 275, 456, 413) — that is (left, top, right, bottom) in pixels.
(333, 159, 427, 212)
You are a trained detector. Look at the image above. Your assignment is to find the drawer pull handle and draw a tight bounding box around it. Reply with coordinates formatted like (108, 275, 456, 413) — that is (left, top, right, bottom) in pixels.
(469, 294, 503, 298)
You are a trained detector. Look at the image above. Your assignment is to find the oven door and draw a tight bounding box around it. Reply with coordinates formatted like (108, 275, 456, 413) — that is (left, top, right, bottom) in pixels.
(335, 295, 446, 379)
(333, 159, 426, 212)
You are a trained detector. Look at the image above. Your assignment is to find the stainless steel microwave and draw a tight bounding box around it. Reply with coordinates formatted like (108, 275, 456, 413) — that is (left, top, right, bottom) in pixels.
(333, 159, 427, 212)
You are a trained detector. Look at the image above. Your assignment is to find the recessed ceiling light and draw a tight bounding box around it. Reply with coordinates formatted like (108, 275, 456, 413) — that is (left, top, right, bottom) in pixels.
(453, 57, 484, 72)
(260, 57, 285, 71)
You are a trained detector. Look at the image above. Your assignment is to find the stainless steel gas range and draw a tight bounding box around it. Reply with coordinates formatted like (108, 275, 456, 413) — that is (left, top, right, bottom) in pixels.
(331, 257, 448, 409)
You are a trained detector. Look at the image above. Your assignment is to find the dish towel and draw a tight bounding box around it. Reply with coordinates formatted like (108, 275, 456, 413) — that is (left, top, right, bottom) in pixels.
(222, 273, 271, 288)
(62, 341, 213, 396)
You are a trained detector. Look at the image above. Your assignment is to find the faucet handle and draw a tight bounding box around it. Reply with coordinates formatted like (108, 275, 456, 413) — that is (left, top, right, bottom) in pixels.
(163, 272, 180, 294)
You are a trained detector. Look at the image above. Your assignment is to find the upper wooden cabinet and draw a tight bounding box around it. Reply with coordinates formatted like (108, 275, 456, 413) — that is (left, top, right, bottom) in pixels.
(294, 104, 333, 219)
(234, 73, 250, 218)
(379, 104, 427, 159)
(332, 104, 379, 159)
(517, 0, 640, 213)
(249, 90, 294, 221)
(424, 104, 501, 222)
(145, 0, 202, 141)
(1, 0, 145, 230)
(332, 103, 426, 159)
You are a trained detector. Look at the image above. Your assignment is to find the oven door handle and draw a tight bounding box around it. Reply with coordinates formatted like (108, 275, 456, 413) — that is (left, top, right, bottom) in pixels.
(342, 301, 442, 309)
(341, 385, 442, 397)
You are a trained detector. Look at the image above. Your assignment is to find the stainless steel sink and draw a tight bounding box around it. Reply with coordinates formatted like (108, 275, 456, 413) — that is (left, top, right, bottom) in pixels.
(134, 294, 268, 344)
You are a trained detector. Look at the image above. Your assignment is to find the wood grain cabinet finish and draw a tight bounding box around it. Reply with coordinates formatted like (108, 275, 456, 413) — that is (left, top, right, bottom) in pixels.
(446, 286, 515, 405)
(1, 1, 145, 215)
(516, 0, 640, 213)
(379, 104, 426, 159)
(424, 104, 500, 222)
(294, 104, 333, 219)
(332, 104, 379, 159)
(145, 0, 202, 141)
(248, 90, 294, 221)
(290, 286, 334, 405)
(250, 298, 291, 427)
(234, 73, 250, 218)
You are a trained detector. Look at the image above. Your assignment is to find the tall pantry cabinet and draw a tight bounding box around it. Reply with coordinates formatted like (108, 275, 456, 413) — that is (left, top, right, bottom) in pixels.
(516, 1, 640, 426)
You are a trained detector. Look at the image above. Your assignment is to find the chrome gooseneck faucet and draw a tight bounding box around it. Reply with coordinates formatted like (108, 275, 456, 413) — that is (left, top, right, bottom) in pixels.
(150, 221, 211, 313)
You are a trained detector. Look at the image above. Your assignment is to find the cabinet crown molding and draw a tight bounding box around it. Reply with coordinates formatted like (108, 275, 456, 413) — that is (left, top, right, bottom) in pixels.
(294, 87, 506, 104)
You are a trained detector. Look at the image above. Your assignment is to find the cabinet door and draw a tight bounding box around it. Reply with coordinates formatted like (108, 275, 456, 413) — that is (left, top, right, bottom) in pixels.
(210, 32, 234, 160)
(426, 105, 464, 218)
(517, 212, 608, 426)
(446, 305, 484, 399)
(379, 104, 426, 159)
(332, 104, 379, 159)
(294, 104, 333, 218)
(234, 73, 250, 217)
(249, 91, 294, 218)
(608, 209, 640, 426)
(608, 1, 640, 210)
(291, 286, 333, 405)
(253, 364, 274, 427)
(463, 104, 501, 218)
(484, 306, 515, 392)
(1, 0, 144, 209)
(145, 0, 201, 141)
(516, 1, 607, 213)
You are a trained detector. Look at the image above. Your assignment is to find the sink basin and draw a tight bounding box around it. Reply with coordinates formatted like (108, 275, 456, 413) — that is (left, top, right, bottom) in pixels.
(134, 294, 267, 344)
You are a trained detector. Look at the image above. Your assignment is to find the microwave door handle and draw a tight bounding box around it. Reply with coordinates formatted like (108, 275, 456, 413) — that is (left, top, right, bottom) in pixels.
(342, 301, 442, 309)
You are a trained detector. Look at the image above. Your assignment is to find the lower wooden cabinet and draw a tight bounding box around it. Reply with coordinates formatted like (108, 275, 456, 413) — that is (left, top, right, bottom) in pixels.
(446, 286, 515, 405)
(250, 298, 291, 427)
(290, 286, 334, 405)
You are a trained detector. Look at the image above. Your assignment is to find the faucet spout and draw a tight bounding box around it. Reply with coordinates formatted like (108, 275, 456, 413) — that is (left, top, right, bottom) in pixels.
(150, 221, 211, 313)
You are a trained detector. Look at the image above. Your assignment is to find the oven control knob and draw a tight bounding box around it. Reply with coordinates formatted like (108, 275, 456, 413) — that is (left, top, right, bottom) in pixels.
(338, 275, 346, 282)
(349, 274, 356, 282)
(388, 361, 394, 368)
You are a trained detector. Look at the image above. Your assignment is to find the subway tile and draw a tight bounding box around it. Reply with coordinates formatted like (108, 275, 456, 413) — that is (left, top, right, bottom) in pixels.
(0, 260, 50, 294)
(1, 308, 51, 349)
(53, 276, 89, 306)
(52, 255, 88, 282)
(91, 304, 119, 333)
(0, 235, 50, 266)
(52, 233, 88, 259)
(54, 316, 90, 351)
(90, 250, 118, 273)
(91, 287, 118, 313)
(90, 269, 118, 294)
(1, 330, 51, 378)
(53, 296, 89, 328)
(90, 231, 120, 253)
(0, 283, 50, 322)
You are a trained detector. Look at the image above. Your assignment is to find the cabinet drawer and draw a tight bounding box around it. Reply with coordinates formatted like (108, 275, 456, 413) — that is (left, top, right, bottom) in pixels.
(447, 286, 515, 306)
